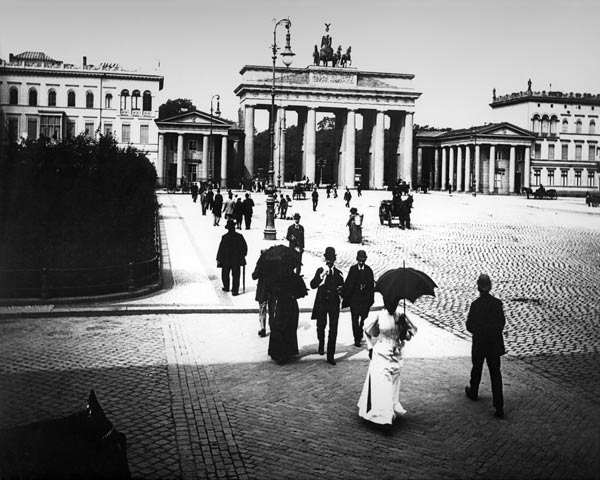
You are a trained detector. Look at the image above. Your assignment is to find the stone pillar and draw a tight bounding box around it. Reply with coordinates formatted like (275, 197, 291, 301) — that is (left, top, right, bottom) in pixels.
(509, 145, 516, 194)
(297, 109, 307, 180)
(305, 108, 316, 183)
(435, 148, 441, 189)
(449, 147, 455, 190)
(345, 109, 356, 188)
(475, 145, 481, 193)
(489, 145, 496, 194)
(335, 111, 347, 186)
(220, 136, 228, 188)
(176, 133, 184, 187)
(157, 133, 164, 187)
(456, 146, 463, 192)
(524, 146, 531, 189)
(374, 110, 385, 189)
(441, 147, 447, 190)
(465, 145, 471, 193)
(202, 135, 209, 181)
(396, 115, 405, 183)
(402, 112, 414, 185)
(244, 105, 254, 180)
(417, 147, 423, 188)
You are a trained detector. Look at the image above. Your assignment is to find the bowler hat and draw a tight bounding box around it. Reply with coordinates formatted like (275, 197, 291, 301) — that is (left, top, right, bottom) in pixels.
(350, 207, 358, 214)
(356, 250, 367, 260)
(324, 246, 336, 261)
(225, 219, 236, 230)
(477, 273, 492, 292)
(293, 213, 301, 220)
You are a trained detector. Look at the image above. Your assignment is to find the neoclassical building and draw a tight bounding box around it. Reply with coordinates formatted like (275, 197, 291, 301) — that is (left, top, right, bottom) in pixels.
(0, 51, 163, 164)
(235, 65, 421, 189)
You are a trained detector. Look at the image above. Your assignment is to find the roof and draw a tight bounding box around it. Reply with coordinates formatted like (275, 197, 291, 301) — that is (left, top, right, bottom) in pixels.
(12, 51, 60, 63)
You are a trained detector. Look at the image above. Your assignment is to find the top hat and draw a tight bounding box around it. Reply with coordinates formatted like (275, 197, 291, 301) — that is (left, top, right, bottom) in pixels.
(324, 246, 336, 261)
(356, 249, 367, 260)
(293, 213, 301, 220)
(477, 273, 492, 292)
(225, 219, 236, 230)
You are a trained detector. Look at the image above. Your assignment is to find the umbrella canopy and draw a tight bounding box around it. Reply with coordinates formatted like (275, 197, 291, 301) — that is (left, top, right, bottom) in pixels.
(257, 244, 301, 279)
(375, 266, 437, 307)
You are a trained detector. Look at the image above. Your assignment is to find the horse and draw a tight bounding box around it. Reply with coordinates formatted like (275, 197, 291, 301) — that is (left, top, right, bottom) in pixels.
(319, 45, 335, 67)
(0, 390, 131, 479)
(340, 47, 352, 67)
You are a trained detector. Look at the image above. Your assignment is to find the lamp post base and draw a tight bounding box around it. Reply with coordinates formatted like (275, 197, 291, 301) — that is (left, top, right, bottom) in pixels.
(263, 190, 277, 240)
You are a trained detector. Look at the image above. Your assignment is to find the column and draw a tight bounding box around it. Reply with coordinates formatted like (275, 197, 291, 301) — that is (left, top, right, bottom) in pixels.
(509, 145, 516, 194)
(465, 145, 471, 193)
(335, 111, 347, 186)
(202, 135, 209, 180)
(305, 108, 316, 183)
(434, 148, 441, 189)
(402, 112, 414, 185)
(441, 147, 447, 190)
(524, 146, 531, 189)
(374, 110, 385, 189)
(396, 115, 405, 183)
(176, 134, 184, 187)
(456, 146, 463, 192)
(243, 105, 255, 180)
(449, 147, 455, 190)
(417, 147, 423, 188)
(389, 113, 402, 186)
(345, 109, 356, 188)
(475, 144, 481, 193)
(297, 109, 307, 180)
(157, 133, 164, 187)
(489, 145, 496, 194)
(220, 136, 228, 188)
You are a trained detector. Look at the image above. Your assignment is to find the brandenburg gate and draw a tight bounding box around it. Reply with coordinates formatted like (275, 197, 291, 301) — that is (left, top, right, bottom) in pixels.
(234, 64, 422, 189)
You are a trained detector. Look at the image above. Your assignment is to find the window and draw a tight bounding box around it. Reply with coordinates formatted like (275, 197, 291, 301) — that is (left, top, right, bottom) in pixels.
(120, 90, 129, 110)
(532, 116, 540, 133)
(9, 87, 18, 105)
(132, 90, 140, 110)
(48, 89, 56, 106)
(575, 170, 582, 187)
(575, 144, 582, 161)
(550, 117, 558, 135)
(67, 119, 76, 138)
(541, 117, 549, 135)
(589, 145, 596, 162)
(562, 119, 568, 133)
(40, 115, 61, 139)
(588, 171, 596, 187)
(140, 124, 149, 144)
(67, 90, 76, 107)
(27, 118, 37, 139)
(188, 140, 197, 150)
(122, 124, 131, 143)
(547, 169, 555, 186)
(143, 91, 152, 111)
(561, 144, 569, 160)
(28, 87, 38, 106)
(534, 143, 541, 159)
(548, 144, 555, 160)
(86, 91, 94, 108)
(576, 120, 582, 134)
(561, 170, 568, 186)
(105, 93, 112, 109)
(590, 121, 596, 135)
(85, 121, 94, 137)
(533, 169, 541, 186)
(104, 123, 113, 136)
(8, 117, 19, 141)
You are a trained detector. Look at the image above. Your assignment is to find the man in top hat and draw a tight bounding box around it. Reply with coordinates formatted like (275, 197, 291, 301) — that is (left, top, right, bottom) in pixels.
(341, 250, 375, 347)
(216, 219, 248, 296)
(286, 213, 305, 273)
(310, 246, 345, 365)
(465, 273, 506, 418)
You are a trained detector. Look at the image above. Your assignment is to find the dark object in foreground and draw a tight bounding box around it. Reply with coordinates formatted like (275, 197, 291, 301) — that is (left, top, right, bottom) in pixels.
(0, 390, 130, 479)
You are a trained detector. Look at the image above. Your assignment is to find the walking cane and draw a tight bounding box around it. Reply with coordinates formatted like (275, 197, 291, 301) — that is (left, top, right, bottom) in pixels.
(243, 265, 246, 293)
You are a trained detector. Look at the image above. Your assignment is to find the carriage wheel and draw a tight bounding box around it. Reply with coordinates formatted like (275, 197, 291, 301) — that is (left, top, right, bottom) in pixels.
(549, 190, 558, 200)
(379, 211, 385, 225)
(387, 212, 393, 227)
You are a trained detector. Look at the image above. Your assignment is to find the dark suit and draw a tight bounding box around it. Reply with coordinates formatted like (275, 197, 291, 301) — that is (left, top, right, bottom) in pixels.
(310, 265, 344, 360)
(341, 264, 375, 344)
(466, 292, 506, 411)
(216, 230, 247, 294)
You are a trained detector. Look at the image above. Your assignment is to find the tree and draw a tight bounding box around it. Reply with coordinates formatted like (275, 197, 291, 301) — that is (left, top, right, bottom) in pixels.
(158, 98, 197, 120)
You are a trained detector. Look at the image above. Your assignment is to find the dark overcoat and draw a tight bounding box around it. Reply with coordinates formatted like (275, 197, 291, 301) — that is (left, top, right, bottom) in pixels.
(309, 266, 344, 319)
(341, 264, 374, 309)
(216, 231, 247, 268)
(466, 292, 506, 356)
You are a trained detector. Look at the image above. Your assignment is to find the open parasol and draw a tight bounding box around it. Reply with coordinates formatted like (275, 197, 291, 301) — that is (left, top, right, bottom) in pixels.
(375, 262, 437, 313)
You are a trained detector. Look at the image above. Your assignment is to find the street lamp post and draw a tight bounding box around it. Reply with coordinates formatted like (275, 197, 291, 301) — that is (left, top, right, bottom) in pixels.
(264, 18, 294, 240)
(209, 94, 220, 186)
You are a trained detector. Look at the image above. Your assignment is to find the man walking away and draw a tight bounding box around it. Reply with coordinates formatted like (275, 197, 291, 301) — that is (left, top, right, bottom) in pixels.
(242, 193, 255, 229)
(465, 273, 506, 418)
(216, 219, 248, 296)
(341, 250, 374, 346)
(312, 187, 319, 211)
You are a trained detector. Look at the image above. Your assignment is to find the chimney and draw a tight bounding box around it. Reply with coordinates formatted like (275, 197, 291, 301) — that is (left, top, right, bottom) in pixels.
(83, 56, 87, 67)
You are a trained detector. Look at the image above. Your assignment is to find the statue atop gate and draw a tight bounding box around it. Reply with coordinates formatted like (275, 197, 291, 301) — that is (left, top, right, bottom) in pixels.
(313, 23, 352, 68)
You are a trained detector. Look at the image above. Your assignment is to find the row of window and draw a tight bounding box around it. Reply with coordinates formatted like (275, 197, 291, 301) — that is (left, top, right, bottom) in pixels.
(7, 87, 153, 111)
(534, 143, 597, 161)
(532, 115, 596, 135)
(532, 169, 596, 188)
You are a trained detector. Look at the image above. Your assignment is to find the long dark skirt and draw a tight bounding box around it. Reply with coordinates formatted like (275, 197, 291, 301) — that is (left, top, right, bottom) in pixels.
(268, 296, 299, 363)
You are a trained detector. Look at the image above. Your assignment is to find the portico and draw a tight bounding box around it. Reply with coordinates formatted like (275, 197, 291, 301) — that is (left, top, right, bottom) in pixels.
(235, 65, 421, 189)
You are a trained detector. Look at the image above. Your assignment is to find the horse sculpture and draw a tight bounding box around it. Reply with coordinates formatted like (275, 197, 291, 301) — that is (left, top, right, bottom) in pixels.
(319, 45, 336, 67)
(340, 46, 352, 67)
(0, 390, 131, 479)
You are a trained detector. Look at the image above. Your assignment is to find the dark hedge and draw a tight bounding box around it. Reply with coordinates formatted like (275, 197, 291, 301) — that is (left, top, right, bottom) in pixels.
(0, 134, 158, 270)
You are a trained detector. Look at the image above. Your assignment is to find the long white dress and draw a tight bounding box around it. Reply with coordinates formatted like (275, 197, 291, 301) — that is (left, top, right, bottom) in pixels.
(357, 310, 416, 425)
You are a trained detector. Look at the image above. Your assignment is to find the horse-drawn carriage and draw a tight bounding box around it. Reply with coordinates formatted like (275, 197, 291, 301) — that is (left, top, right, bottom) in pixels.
(291, 180, 313, 200)
(379, 193, 413, 229)
(523, 186, 558, 200)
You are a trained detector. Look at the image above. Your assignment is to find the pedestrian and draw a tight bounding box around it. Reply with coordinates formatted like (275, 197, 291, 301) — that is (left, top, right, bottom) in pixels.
(312, 187, 319, 211)
(223, 191, 235, 220)
(310, 246, 345, 365)
(205, 188, 214, 214)
(398, 193, 413, 230)
(357, 182, 362, 197)
(267, 264, 308, 365)
(346, 207, 363, 243)
(251, 249, 270, 337)
(200, 189, 207, 215)
(357, 298, 417, 429)
(216, 219, 248, 296)
(279, 194, 288, 219)
(326, 184, 331, 198)
(333, 184, 338, 198)
(285, 213, 304, 274)
(190, 182, 199, 202)
(465, 273, 506, 419)
(212, 188, 223, 226)
(233, 196, 244, 229)
(447, 181, 453, 196)
(242, 192, 255, 229)
(341, 249, 375, 347)
(344, 187, 352, 208)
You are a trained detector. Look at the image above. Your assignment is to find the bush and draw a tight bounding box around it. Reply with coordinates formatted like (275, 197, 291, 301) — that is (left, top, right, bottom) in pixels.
(0, 134, 157, 270)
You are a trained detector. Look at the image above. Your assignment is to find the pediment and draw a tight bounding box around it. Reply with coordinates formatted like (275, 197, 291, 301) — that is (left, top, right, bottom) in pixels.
(478, 122, 534, 137)
(157, 110, 232, 127)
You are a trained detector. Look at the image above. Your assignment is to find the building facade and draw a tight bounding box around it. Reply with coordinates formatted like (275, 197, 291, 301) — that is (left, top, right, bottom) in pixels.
(0, 51, 164, 165)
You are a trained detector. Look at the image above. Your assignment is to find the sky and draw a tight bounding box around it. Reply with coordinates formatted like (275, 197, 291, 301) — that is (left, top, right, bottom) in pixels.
(2, 0, 599, 130)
